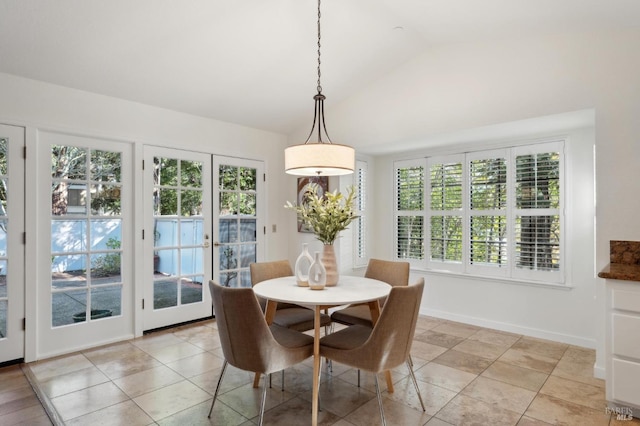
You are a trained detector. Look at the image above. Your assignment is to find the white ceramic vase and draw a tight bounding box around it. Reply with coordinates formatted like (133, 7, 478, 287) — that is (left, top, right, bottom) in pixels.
(294, 243, 314, 287)
(308, 251, 327, 290)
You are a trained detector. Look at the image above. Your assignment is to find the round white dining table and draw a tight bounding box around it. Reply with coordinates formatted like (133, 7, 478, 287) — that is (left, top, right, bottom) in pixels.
(253, 275, 391, 426)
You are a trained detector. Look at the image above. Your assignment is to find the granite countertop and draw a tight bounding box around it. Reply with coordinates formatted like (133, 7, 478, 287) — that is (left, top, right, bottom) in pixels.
(598, 263, 640, 282)
(598, 240, 640, 282)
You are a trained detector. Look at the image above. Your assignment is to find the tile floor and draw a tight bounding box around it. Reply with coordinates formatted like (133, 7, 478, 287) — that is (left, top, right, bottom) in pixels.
(1, 316, 639, 425)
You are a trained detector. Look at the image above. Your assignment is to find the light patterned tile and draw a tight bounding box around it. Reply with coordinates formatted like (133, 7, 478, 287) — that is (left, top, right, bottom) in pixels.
(157, 399, 248, 426)
(539, 375, 606, 411)
(96, 350, 162, 380)
(189, 364, 254, 396)
(414, 362, 477, 393)
(552, 347, 604, 388)
(511, 336, 568, 360)
(133, 380, 211, 421)
(131, 332, 184, 353)
(410, 340, 449, 361)
(140, 341, 205, 364)
(50, 382, 128, 421)
(112, 365, 183, 398)
(385, 376, 457, 416)
(517, 416, 554, 426)
(38, 366, 110, 398)
(165, 351, 224, 378)
(261, 396, 340, 426)
(28, 354, 93, 382)
(344, 394, 431, 426)
(64, 400, 153, 426)
(461, 376, 536, 414)
(432, 349, 493, 374)
(481, 361, 549, 392)
(452, 339, 510, 361)
(299, 377, 375, 418)
(415, 316, 444, 332)
(498, 348, 558, 374)
(432, 322, 480, 339)
(414, 330, 465, 349)
(218, 381, 297, 420)
(468, 328, 521, 347)
(524, 394, 610, 426)
(436, 393, 521, 425)
(82, 342, 144, 365)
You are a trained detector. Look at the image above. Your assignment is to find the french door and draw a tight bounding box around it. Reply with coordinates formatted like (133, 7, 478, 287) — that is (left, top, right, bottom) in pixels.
(143, 147, 213, 330)
(212, 156, 264, 288)
(37, 132, 133, 358)
(0, 124, 25, 363)
(143, 150, 264, 330)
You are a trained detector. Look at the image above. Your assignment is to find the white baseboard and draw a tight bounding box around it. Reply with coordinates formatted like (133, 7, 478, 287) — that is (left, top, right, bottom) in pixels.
(593, 363, 606, 380)
(420, 307, 596, 349)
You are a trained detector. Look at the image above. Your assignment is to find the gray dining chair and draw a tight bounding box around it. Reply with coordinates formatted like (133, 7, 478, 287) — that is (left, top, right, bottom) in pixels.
(330, 258, 410, 327)
(208, 281, 314, 425)
(319, 278, 426, 426)
(250, 260, 332, 389)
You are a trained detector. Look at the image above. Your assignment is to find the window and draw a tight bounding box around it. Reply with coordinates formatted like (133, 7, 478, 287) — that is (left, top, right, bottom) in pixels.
(353, 160, 368, 267)
(394, 141, 564, 283)
(394, 160, 425, 264)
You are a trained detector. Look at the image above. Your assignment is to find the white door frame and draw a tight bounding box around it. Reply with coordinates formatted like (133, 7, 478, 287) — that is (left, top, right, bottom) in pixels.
(35, 131, 134, 359)
(212, 155, 265, 288)
(142, 146, 213, 331)
(0, 124, 25, 363)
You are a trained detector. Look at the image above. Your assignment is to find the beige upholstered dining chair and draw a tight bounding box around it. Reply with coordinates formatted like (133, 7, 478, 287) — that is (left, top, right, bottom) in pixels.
(319, 278, 426, 426)
(331, 258, 410, 327)
(208, 281, 314, 425)
(250, 260, 331, 332)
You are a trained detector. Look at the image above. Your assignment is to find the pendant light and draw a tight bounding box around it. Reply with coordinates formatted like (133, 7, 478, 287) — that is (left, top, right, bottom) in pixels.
(284, 0, 355, 176)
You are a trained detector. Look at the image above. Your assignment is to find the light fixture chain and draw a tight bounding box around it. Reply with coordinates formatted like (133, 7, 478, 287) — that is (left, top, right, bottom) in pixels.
(317, 0, 322, 94)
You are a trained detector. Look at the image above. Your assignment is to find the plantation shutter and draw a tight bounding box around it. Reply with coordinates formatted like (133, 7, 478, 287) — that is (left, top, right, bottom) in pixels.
(394, 160, 425, 262)
(353, 160, 368, 267)
(513, 142, 563, 282)
(467, 151, 508, 274)
(427, 156, 463, 270)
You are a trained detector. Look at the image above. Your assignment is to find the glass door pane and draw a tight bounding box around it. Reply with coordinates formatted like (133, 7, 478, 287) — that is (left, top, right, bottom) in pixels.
(214, 157, 263, 288)
(143, 147, 212, 330)
(50, 146, 124, 326)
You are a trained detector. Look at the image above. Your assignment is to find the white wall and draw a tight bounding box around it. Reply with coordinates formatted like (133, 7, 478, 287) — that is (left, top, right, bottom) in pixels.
(0, 72, 291, 259)
(373, 124, 595, 345)
(288, 30, 640, 376)
(0, 72, 291, 360)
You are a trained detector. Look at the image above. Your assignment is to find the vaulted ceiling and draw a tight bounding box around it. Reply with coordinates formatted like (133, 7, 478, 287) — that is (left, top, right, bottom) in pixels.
(1, 0, 639, 135)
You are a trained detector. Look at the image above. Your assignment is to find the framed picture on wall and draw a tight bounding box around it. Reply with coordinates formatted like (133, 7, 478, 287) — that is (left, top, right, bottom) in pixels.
(296, 176, 329, 233)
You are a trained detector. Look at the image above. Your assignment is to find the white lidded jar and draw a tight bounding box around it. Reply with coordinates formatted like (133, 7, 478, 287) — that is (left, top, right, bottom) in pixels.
(308, 251, 326, 290)
(294, 243, 314, 287)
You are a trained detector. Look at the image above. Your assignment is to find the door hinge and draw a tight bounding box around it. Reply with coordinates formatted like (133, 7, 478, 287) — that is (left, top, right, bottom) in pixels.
(142, 229, 145, 239)
(23, 146, 27, 159)
(142, 299, 145, 310)
(22, 232, 26, 244)
(142, 159, 145, 170)
(263, 227, 266, 235)
(22, 318, 26, 330)
(263, 173, 266, 182)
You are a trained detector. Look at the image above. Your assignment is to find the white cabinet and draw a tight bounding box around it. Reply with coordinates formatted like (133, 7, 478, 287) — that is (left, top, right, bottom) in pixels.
(606, 281, 640, 414)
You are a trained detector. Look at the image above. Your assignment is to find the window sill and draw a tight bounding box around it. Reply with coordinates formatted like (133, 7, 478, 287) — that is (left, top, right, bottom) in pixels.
(416, 267, 574, 291)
